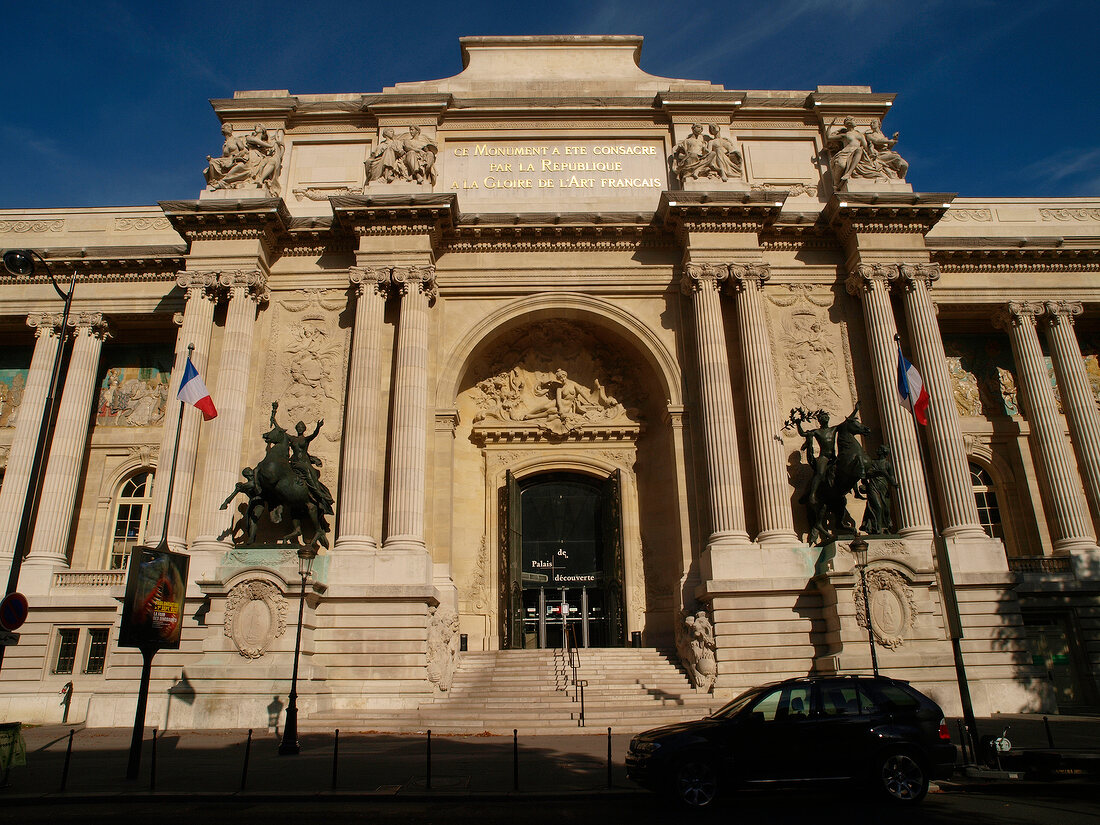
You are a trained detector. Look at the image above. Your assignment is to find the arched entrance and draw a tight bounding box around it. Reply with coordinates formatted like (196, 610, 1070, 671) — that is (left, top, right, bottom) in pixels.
(503, 470, 625, 649)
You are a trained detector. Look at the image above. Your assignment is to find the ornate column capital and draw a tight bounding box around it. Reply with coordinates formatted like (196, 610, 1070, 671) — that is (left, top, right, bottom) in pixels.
(391, 265, 438, 304)
(845, 263, 898, 296)
(725, 262, 771, 294)
(680, 262, 728, 296)
(1044, 300, 1084, 326)
(26, 313, 64, 336)
(176, 270, 221, 297)
(992, 300, 1043, 331)
(349, 265, 393, 299)
(897, 263, 941, 290)
(69, 311, 111, 340)
(218, 269, 269, 304)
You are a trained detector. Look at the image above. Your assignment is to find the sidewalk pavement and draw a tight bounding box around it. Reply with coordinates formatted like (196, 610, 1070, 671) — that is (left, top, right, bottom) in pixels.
(2, 714, 1097, 804)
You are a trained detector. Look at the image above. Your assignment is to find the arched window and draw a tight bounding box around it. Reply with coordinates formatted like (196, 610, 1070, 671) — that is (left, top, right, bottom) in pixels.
(109, 471, 154, 569)
(969, 463, 1004, 541)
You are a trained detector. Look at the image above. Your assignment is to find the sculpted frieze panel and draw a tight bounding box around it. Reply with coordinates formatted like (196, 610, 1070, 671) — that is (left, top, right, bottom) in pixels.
(468, 321, 641, 440)
(203, 124, 285, 196)
(367, 126, 438, 186)
(672, 123, 743, 185)
(766, 286, 849, 414)
(825, 118, 909, 187)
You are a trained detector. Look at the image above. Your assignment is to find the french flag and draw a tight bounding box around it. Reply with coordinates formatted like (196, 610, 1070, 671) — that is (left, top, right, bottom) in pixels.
(897, 347, 930, 425)
(177, 357, 217, 420)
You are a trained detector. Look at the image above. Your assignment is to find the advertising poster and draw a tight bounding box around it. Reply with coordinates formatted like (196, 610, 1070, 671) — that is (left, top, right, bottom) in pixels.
(118, 546, 189, 650)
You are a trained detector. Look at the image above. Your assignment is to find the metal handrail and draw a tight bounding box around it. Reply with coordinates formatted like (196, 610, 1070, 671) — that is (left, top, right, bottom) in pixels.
(565, 623, 584, 726)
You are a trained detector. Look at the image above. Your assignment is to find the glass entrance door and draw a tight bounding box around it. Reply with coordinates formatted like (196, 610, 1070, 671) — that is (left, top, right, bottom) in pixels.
(505, 472, 625, 649)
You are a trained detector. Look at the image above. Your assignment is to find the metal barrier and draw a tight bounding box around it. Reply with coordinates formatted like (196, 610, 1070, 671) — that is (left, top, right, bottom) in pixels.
(565, 624, 585, 726)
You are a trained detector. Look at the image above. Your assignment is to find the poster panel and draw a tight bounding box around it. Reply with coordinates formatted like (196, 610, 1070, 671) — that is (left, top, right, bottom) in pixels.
(118, 546, 190, 650)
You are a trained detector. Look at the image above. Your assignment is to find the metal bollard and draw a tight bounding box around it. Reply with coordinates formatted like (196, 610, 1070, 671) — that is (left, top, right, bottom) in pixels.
(956, 720, 969, 764)
(513, 729, 519, 790)
(607, 727, 612, 789)
(332, 728, 339, 790)
(150, 728, 157, 791)
(240, 729, 253, 791)
(1043, 715, 1055, 748)
(59, 728, 74, 792)
(426, 729, 432, 790)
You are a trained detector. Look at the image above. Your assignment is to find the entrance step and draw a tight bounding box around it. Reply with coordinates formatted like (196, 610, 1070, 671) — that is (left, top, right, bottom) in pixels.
(303, 647, 719, 735)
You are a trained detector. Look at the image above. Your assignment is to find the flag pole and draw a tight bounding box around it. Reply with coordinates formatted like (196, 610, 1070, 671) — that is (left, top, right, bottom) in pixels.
(148, 343, 192, 551)
(895, 333, 979, 761)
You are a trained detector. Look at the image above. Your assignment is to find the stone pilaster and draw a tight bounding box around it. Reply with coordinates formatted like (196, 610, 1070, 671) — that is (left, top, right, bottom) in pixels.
(380, 265, 435, 584)
(682, 263, 752, 580)
(24, 313, 110, 591)
(192, 271, 268, 558)
(897, 264, 987, 541)
(993, 302, 1099, 571)
(1043, 302, 1100, 546)
(334, 266, 391, 553)
(144, 272, 219, 549)
(845, 264, 932, 539)
(0, 314, 63, 562)
(725, 263, 799, 549)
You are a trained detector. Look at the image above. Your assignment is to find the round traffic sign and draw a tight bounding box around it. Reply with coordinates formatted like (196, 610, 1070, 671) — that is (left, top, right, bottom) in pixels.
(0, 592, 29, 631)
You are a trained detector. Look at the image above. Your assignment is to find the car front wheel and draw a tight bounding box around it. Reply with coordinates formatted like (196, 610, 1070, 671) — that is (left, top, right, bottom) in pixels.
(876, 750, 928, 804)
(674, 755, 719, 808)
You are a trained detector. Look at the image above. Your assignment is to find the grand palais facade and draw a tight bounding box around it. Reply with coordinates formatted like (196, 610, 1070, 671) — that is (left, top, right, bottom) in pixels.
(1, 36, 1098, 728)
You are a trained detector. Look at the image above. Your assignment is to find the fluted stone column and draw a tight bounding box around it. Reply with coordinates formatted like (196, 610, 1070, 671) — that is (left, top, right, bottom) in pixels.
(993, 302, 1099, 565)
(726, 263, 798, 548)
(335, 266, 391, 552)
(0, 314, 63, 561)
(24, 313, 110, 588)
(144, 272, 219, 548)
(192, 271, 268, 553)
(845, 264, 932, 538)
(1043, 301, 1100, 540)
(897, 264, 987, 540)
(682, 263, 752, 563)
(381, 265, 435, 572)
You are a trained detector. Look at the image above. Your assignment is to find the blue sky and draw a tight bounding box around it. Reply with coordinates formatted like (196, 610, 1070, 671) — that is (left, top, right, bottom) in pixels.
(1, 1, 1096, 208)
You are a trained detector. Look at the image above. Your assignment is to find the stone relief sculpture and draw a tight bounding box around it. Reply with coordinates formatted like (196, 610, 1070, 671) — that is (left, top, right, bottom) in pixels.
(223, 579, 289, 659)
(675, 609, 717, 692)
(671, 123, 742, 183)
(204, 123, 285, 196)
(825, 117, 909, 186)
(366, 125, 438, 185)
(426, 605, 461, 691)
(853, 568, 917, 650)
(221, 402, 333, 548)
(468, 321, 641, 439)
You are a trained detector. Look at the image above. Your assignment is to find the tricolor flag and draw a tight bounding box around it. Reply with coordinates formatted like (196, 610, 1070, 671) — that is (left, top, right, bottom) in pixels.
(177, 357, 217, 420)
(897, 347, 930, 425)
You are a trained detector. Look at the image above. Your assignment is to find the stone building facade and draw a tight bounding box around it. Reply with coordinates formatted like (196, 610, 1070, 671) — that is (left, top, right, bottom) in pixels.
(1, 36, 1098, 727)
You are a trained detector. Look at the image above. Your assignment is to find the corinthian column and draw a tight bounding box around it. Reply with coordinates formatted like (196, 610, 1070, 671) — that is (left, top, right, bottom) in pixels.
(335, 266, 391, 552)
(144, 272, 219, 548)
(845, 265, 932, 538)
(994, 302, 1099, 563)
(726, 263, 798, 548)
(0, 314, 63, 562)
(382, 265, 435, 562)
(897, 264, 986, 540)
(192, 271, 268, 553)
(1043, 301, 1100, 537)
(24, 313, 110, 588)
(682, 263, 751, 559)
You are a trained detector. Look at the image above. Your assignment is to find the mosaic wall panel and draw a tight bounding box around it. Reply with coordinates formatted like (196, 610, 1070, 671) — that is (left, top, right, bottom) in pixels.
(0, 347, 32, 428)
(96, 344, 173, 427)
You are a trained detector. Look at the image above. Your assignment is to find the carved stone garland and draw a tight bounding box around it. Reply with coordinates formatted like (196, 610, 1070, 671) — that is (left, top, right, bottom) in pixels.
(223, 580, 289, 659)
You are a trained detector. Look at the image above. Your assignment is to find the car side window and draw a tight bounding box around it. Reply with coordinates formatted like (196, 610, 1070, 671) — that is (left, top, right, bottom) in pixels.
(863, 682, 921, 714)
(750, 685, 812, 722)
(820, 683, 863, 717)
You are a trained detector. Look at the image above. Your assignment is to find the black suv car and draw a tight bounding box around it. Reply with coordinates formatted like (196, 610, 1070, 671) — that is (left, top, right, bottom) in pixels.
(627, 675, 955, 808)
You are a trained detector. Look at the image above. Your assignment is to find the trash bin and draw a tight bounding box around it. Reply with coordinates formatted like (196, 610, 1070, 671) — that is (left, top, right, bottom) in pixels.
(631, 631, 642, 648)
(459, 633, 468, 651)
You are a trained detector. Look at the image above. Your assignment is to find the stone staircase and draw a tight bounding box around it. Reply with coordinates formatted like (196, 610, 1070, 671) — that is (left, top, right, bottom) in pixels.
(304, 648, 718, 735)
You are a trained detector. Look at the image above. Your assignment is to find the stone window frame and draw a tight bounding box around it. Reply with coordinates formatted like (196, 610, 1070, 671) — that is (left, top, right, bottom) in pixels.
(107, 469, 155, 570)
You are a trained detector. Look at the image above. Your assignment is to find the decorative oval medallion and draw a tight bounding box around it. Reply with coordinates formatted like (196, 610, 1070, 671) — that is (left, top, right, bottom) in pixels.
(854, 568, 917, 650)
(223, 580, 289, 659)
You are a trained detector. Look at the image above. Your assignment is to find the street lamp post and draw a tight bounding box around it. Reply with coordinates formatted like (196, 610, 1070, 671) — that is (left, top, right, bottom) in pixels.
(850, 534, 879, 677)
(0, 249, 77, 674)
(279, 544, 317, 755)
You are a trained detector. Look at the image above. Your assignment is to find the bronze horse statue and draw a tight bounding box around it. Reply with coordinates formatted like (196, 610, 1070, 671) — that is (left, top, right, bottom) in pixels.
(824, 407, 873, 539)
(222, 402, 331, 548)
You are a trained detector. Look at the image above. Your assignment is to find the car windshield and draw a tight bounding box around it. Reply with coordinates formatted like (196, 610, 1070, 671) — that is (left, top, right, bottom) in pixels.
(708, 686, 768, 719)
